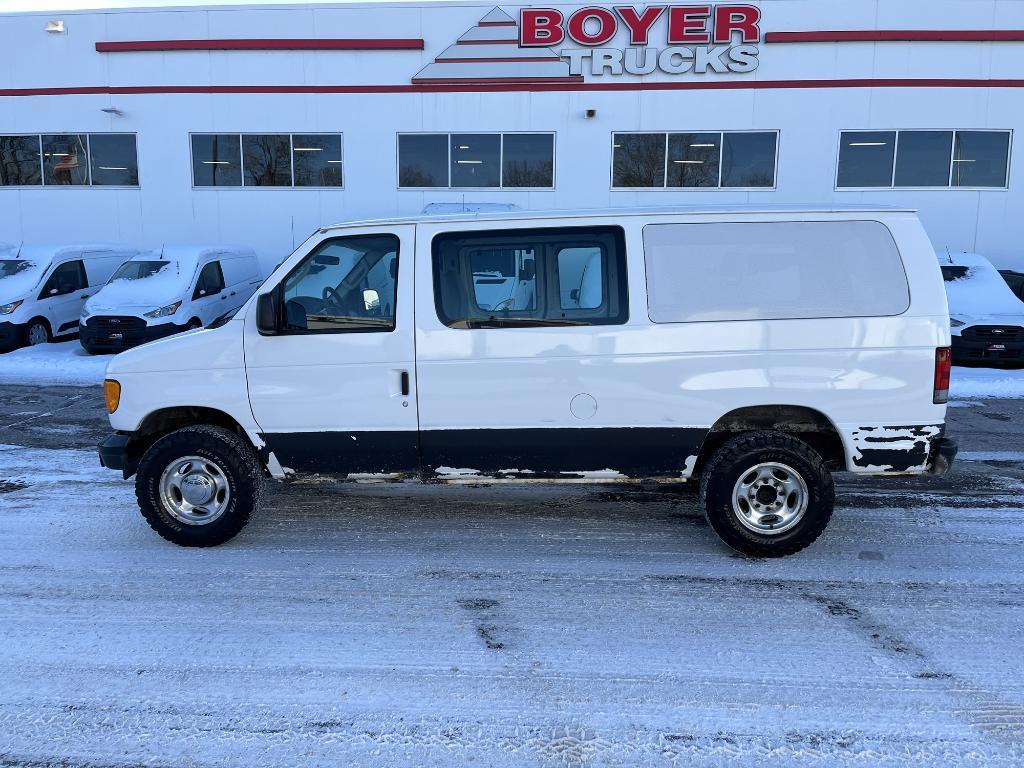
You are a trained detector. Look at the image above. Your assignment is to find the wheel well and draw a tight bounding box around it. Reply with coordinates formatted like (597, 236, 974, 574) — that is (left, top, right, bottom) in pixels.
(125, 406, 254, 473)
(27, 316, 51, 331)
(694, 405, 847, 474)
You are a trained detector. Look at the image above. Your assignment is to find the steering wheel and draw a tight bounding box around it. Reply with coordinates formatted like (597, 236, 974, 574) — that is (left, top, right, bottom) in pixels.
(491, 298, 515, 312)
(322, 285, 343, 308)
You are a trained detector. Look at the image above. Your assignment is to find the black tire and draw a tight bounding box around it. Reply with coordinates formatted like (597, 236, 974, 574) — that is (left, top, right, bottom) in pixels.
(187, 318, 202, 330)
(135, 425, 264, 547)
(24, 318, 51, 346)
(699, 431, 834, 558)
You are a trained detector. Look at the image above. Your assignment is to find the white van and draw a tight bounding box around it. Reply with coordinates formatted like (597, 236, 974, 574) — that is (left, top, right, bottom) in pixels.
(938, 250, 1024, 365)
(98, 206, 956, 556)
(0, 244, 140, 352)
(80, 246, 262, 354)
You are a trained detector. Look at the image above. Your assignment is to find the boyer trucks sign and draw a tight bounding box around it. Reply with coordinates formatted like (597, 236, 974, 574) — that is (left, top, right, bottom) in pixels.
(521, 5, 761, 75)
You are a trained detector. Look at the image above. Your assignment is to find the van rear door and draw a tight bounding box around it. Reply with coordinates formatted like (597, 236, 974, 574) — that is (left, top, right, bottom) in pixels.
(243, 225, 417, 476)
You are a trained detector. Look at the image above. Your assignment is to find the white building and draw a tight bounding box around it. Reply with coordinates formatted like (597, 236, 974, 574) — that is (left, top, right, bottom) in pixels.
(1, 0, 1021, 274)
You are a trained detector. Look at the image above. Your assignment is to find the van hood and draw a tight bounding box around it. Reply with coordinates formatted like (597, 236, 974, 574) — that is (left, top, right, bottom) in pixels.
(87, 263, 191, 314)
(0, 259, 46, 302)
(106, 317, 245, 375)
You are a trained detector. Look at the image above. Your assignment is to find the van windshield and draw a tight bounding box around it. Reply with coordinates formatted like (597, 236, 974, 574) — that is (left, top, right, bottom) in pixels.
(0, 259, 34, 279)
(941, 266, 970, 282)
(110, 260, 172, 282)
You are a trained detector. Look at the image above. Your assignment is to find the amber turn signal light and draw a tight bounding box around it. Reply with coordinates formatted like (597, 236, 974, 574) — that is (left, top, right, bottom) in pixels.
(104, 379, 121, 414)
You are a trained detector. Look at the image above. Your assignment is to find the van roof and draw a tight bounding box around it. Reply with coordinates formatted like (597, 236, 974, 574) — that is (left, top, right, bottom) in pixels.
(128, 245, 255, 264)
(15, 244, 137, 261)
(937, 250, 995, 268)
(319, 204, 916, 232)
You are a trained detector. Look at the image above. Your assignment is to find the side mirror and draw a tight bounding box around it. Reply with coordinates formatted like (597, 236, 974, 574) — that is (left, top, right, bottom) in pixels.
(256, 291, 279, 334)
(363, 289, 380, 311)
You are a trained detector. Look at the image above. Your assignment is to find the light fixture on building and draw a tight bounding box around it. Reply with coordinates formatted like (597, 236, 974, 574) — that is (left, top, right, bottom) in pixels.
(100, 106, 125, 117)
(46, 19, 65, 33)
(585, 109, 597, 119)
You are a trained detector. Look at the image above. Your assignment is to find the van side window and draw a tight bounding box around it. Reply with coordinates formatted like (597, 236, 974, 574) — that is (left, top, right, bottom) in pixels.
(433, 226, 627, 328)
(643, 221, 910, 323)
(280, 234, 399, 333)
(193, 261, 225, 299)
(40, 260, 87, 298)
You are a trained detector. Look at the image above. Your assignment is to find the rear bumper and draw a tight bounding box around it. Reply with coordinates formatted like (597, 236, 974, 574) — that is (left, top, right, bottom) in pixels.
(951, 334, 1024, 365)
(80, 318, 186, 354)
(98, 431, 137, 478)
(0, 321, 22, 351)
(926, 437, 958, 476)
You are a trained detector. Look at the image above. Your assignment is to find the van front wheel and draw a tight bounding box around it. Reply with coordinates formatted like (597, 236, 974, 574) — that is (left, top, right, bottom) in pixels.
(135, 425, 264, 547)
(700, 431, 834, 558)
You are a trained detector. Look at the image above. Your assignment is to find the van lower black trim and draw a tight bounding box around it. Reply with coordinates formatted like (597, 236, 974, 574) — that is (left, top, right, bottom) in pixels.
(260, 427, 707, 479)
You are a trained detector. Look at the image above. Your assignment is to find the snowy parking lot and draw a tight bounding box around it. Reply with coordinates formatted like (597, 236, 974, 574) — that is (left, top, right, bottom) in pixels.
(1, 361, 1023, 766)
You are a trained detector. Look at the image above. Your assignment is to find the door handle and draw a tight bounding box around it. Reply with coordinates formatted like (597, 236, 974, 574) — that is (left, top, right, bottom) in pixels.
(400, 371, 410, 397)
(221, 295, 228, 300)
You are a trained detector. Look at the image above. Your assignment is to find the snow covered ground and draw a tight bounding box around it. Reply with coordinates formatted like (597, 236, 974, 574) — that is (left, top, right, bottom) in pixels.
(3, 338, 1024, 398)
(1, 385, 1023, 766)
(0, 340, 108, 386)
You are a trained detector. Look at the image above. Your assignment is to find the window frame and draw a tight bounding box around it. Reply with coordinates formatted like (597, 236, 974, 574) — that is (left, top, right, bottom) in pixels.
(835, 129, 1012, 191)
(610, 130, 780, 191)
(38, 259, 88, 299)
(431, 225, 628, 329)
(396, 132, 557, 191)
(0, 133, 140, 189)
(192, 260, 226, 300)
(189, 133, 345, 190)
(271, 233, 401, 336)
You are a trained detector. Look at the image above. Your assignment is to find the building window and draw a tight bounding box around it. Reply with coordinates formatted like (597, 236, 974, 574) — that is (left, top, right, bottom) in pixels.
(293, 134, 343, 187)
(837, 130, 1011, 189)
(0, 135, 42, 186)
(89, 134, 139, 187)
(612, 131, 778, 189)
(432, 226, 627, 328)
(242, 134, 292, 187)
(0, 134, 138, 187)
(191, 133, 344, 188)
(398, 133, 555, 189)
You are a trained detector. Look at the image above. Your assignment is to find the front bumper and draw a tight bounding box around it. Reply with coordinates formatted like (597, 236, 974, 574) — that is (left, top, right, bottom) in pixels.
(0, 320, 24, 351)
(98, 431, 137, 478)
(951, 332, 1024, 365)
(926, 436, 958, 476)
(80, 316, 187, 354)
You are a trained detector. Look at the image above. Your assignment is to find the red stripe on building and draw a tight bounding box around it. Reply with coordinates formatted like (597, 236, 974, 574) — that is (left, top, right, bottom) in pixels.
(435, 56, 562, 63)
(478, 21, 517, 27)
(3, 79, 1024, 97)
(412, 76, 585, 84)
(95, 38, 425, 52)
(765, 30, 1024, 43)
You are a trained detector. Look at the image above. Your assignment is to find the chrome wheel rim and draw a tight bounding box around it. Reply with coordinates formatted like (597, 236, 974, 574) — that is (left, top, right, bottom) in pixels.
(158, 455, 231, 525)
(27, 324, 48, 345)
(731, 462, 808, 535)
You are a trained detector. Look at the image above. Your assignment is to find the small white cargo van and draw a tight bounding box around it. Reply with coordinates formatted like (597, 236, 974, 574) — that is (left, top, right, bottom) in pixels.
(80, 246, 262, 354)
(0, 244, 140, 351)
(939, 250, 1024, 366)
(98, 206, 957, 556)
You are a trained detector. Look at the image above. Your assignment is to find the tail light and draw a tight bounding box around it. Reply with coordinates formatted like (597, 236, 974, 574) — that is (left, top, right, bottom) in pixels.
(933, 347, 951, 404)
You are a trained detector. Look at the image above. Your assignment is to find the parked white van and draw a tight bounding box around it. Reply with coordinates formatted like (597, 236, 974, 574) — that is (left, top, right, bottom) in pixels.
(0, 244, 140, 352)
(98, 206, 956, 556)
(80, 246, 262, 354)
(939, 250, 1024, 366)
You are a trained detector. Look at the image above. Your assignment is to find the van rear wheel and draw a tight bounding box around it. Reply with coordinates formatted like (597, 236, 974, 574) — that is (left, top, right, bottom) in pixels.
(135, 425, 264, 547)
(700, 431, 834, 557)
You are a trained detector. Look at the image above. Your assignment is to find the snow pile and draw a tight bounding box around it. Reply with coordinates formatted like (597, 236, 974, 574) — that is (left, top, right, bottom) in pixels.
(0, 342, 107, 386)
(940, 251, 1024, 317)
(950, 365, 1024, 399)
